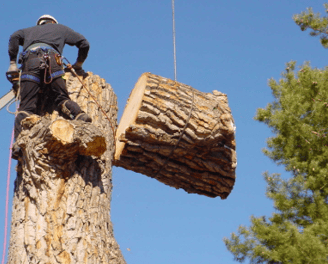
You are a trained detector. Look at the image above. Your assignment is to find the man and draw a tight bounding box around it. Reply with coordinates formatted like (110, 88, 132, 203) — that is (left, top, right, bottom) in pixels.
(8, 15, 92, 159)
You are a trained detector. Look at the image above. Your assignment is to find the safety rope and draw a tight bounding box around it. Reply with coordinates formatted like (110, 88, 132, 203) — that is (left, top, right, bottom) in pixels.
(153, 86, 195, 178)
(62, 58, 117, 151)
(172, 0, 177, 81)
(6, 70, 21, 115)
(6, 98, 17, 115)
(1, 128, 15, 264)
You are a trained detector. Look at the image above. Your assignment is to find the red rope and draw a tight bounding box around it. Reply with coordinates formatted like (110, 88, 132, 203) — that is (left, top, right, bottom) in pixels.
(2, 128, 14, 264)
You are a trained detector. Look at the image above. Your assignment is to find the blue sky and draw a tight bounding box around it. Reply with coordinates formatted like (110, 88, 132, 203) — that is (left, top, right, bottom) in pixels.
(0, 1, 327, 263)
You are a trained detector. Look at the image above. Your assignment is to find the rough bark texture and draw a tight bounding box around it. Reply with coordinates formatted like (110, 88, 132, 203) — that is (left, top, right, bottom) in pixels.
(7, 72, 126, 264)
(114, 73, 236, 199)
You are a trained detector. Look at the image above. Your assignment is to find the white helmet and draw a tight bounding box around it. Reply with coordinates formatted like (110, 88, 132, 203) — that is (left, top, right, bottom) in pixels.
(36, 15, 58, 25)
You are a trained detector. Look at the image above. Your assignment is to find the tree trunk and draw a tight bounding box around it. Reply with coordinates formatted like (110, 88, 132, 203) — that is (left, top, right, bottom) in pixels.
(7, 72, 126, 264)
(114, 73, 236, 199)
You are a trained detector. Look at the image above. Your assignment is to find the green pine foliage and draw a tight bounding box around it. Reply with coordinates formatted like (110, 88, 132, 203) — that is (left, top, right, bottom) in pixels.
(293, 4, 328, 48)
(224, 5, 328, 262)
(224, 61, 328, 263)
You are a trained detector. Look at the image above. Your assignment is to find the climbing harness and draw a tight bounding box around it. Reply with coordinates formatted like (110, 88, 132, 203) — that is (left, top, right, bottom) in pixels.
(55, 53, 63, 66)
(20, 45, 64, 84)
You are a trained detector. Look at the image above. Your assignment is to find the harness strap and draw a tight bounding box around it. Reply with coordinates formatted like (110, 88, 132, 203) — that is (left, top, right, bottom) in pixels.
(21, 74, 40, 83)
(21, 70, 64, 83)
(20, 45, 59, 58)
(50, 70, 65, 79)
(26, 43, 59, 53)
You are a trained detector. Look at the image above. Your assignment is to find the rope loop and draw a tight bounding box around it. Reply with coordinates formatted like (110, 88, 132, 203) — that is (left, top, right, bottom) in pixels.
(153, 85, 195, 178)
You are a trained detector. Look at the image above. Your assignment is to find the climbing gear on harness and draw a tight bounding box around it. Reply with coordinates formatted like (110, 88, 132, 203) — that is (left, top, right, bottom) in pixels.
(55, 54, 63, 66)
(36, 15, 58, 25)
(20, 46, 64, 84)
(42, 53, 53, 84)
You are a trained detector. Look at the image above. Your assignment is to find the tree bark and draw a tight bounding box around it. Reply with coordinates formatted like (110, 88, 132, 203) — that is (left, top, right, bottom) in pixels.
(7, 72, 126, 264)
(114, 73, 236, 199)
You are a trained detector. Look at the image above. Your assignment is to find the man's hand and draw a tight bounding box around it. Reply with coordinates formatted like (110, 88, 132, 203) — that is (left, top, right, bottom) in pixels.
(7, 61, 18, 72)
(72, 61, 84, 75)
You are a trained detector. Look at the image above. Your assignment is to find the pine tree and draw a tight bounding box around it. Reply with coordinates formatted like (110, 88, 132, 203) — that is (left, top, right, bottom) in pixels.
(294, 4, 328, 48)
(224, 5, 328, 263)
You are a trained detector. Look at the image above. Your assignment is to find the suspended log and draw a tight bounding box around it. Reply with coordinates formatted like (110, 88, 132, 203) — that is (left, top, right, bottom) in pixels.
(114, 73, 236, 199)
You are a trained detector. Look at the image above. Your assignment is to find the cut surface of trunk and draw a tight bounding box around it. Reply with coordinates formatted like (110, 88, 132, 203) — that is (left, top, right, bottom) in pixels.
(114, 72, 236, 199)
(7, 72, 125, 264)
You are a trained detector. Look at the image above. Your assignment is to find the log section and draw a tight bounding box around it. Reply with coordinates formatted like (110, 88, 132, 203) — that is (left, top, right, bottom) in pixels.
(114, 73, 236, 199)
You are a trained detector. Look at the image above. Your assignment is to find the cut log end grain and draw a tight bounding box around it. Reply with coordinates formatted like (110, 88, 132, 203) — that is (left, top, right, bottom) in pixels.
(114, 73, 237, 199)
(115, 73, 147, 160)
(50, 119, 74, 144)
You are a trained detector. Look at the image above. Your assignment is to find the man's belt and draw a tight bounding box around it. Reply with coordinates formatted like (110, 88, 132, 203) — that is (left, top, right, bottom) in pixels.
(25, 43, 60, 54)
(21, 70, 65, 83)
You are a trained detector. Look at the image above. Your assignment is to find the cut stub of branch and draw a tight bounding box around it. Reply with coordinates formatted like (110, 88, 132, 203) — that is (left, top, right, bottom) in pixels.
(17, 114, 106, 161)
(114, 72, 236, 199)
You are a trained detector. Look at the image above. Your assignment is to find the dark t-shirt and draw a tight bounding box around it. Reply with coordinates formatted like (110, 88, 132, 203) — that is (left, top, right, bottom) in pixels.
(8, 23, 89, 63)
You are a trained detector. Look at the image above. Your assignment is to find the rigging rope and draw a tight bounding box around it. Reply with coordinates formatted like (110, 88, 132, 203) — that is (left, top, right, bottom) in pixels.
(153, 87, 195, 178)
(172, 0, 177, 81)
(62, 58, 117, 154)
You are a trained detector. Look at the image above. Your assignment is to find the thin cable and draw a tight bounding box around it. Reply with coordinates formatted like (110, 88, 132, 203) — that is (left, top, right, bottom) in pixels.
(2, 128, 14, 264)
(172, 0, 177, 81)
